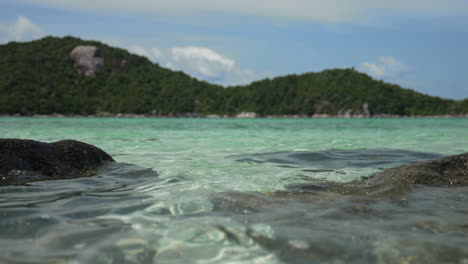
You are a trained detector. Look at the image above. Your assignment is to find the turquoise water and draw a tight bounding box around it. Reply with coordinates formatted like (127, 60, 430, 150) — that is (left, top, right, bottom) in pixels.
(1, 118, 467, 263)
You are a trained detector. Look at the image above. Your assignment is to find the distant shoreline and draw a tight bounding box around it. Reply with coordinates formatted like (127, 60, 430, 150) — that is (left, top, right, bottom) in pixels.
(3, 38, 467, 120)
(1, 113, 467, 119)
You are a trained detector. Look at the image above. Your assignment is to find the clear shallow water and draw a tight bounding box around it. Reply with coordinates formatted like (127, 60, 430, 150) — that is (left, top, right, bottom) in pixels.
(0, 118, 467, 263)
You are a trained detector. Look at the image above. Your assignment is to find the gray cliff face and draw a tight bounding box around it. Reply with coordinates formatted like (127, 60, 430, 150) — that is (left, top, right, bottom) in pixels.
(69, 46, 104, 76)
(337, 103, 371, 118)
(0, 139, 114, 185)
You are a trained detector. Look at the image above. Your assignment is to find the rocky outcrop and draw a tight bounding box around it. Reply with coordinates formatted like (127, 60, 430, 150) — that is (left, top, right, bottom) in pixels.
(0, 139, 114, 185)
(217, 152, 468, 210)
(212, 152, 468, 217)
(337, 103, 371, 118)
(212, 152, 468, 264)
(286, 152, 468, 199)
(369, 152, 468, 186)
(236, 112, 258, 118)
(69, 46, 104, 76)
(313, 101, 332, 116)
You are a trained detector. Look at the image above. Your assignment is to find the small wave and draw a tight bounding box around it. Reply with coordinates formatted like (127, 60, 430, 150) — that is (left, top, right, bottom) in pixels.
(230, 149, 443, 170)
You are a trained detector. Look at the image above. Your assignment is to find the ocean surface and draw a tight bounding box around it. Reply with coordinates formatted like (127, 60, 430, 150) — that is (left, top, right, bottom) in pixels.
(1, 118, 467, 263)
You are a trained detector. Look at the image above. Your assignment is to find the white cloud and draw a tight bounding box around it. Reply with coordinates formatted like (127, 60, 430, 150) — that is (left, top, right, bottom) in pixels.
(18, 0, 468, 23)
(379, 56, 407, 71)
(127, 45, 258, 86)
(359, 62, 387, 77)
(169, 46, 235, 78)
(129, 46, 164, 61)
(166, 46, 258, 85)
(358, 56, 408, 77)
(0, 16, 45, 43)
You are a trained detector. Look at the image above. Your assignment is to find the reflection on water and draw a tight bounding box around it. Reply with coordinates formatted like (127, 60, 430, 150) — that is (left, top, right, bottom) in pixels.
(231, 149, 443, 169)
(1, 149, 467, 263)
(0, 163, 160, 263)
(1, 118, 468, 263)
(230, 149, 445, 186)
(213, 184, 468, 264)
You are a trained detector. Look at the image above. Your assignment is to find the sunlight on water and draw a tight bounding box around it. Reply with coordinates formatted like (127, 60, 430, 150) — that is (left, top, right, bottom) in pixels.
(1, 118, 468, 263)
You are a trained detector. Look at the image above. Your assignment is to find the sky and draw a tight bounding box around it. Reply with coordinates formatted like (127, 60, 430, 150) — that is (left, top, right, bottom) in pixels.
(1, 0, 467, 99)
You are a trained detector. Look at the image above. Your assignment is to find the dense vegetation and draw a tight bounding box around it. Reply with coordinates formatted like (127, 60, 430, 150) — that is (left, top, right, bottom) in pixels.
(1, 36, 467, 116)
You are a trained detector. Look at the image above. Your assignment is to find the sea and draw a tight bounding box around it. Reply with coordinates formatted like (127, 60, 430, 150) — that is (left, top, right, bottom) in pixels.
(1, 117, 467, 264)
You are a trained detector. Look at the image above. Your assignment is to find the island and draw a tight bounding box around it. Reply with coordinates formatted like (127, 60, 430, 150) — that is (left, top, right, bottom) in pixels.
(1, 36, 467, 117)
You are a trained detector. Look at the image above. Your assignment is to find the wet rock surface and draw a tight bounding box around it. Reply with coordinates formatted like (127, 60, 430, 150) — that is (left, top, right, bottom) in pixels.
(212, 185, 468, 263)
(284, 152, 468, 199)
(369, 152, 468, 186)
(214, 152, 468, 263)
(0, 139, 114, 185)
(232, 149, 467, 198)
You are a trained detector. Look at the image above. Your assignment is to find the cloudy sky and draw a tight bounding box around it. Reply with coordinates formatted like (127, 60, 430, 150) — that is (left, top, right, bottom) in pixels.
(1, 0, 467, 99)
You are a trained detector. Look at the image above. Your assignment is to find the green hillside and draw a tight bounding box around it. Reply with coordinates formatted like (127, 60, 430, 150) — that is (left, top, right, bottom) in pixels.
(224, 70, 466, 116)
(0, 36, 466, 117)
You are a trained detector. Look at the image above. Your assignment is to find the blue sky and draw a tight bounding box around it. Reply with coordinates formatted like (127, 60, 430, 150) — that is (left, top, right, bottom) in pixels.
(1, 0, 467, 99)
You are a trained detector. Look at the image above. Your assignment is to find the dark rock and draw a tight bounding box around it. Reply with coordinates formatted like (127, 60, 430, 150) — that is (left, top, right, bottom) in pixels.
(0, 139, 114, 185)
(285, 152, 468, 199)
(215, 152, 468, 211)
(369, 152, 468, 186)
(212, 153, 468, 263)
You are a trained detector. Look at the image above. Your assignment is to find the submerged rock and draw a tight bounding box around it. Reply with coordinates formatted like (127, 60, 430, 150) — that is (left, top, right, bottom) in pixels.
(286, 152, 468, 198)
(213, 152, 468, 263)
(0, 139, 114, 185)
(369, 152, 468, 186)
(216, 152, 468, 211)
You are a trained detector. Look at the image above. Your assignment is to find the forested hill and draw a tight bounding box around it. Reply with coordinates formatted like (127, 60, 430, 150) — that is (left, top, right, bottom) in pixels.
(1, 36, 467, 117)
